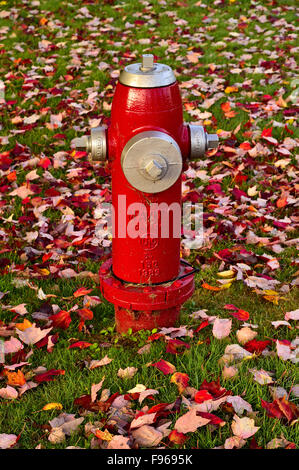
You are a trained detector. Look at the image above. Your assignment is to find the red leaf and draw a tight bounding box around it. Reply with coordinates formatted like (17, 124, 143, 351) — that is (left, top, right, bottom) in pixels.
(50, 310, 71, 330)
(239, 142, 252, 150)
(194, 390, 213, 404)
(230, 309, 250, 321)
(196, 411, 225, 427)
(147, 333, 164, 342)
(168, 429, 188, 445)
(166, 339, 190, 355)
(150, 359, 176, 375)
(34, 369, 65, 383)
(200, 378, 232, 399)
(194, 320, 210, 333)
(73, 287, 93, 298)
(261, 127, 272, 137)
(68, 341, 92, 349)
(244, 339, 271, 353)
(260, 397, 299, 423)
(77, 308, 93, 320)
(38, 157, 51, 169)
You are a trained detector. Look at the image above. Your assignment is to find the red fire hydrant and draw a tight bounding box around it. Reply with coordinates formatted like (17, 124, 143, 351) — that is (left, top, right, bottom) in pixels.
(75, 54, 218, 333)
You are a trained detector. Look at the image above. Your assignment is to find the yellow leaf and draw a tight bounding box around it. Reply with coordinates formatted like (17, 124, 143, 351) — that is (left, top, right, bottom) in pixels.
(219, 282, 233, 290)
(42, 402, 63, 411)
(217, 270, 235, 279)
(225, 86, 238, 94)
(40, 268, 50, 276)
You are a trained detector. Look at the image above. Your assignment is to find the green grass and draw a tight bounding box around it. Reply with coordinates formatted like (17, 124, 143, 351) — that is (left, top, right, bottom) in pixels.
(0, 0, 298, 450)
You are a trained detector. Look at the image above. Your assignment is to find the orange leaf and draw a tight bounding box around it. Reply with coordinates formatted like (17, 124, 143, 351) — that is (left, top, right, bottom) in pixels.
(73, 287, 93, 298)
(202, 282, 221, 291)
(277, 196, 287, 208)
(15, 319, 32, 331)
(240, 142, 252, 150)
(5, 370, 26, 387)
(221, 102, 231, 113)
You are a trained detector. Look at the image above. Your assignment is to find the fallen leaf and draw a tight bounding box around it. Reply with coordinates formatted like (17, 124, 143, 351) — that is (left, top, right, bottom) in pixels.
(231, 415, 259, 439)
(150, 360, 176, 375)
(43, 403, 63, 411)
(212, 318, 232, 339)
(174, 409, 210, 433)
(117, 367, 138, 379)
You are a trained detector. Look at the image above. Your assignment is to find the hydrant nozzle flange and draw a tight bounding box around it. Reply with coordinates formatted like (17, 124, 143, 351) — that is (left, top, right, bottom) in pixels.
(73, 126, 107, 162)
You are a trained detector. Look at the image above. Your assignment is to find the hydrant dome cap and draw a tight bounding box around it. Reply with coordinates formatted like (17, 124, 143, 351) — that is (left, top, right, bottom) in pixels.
(119, 62, 176, 88)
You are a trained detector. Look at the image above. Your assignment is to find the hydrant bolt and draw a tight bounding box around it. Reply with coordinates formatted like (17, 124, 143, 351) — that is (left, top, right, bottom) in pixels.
(140, 54, 155, 72)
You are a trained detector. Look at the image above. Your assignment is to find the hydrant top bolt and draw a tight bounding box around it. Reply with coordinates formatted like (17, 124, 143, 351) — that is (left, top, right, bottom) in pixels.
(140, 54, 154, 72)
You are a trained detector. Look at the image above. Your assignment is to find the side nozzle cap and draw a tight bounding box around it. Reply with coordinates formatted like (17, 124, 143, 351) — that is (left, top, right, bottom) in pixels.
(188, 124, 219, 159)
(73, 126, 107, 162)
(206, 133, 219, 149)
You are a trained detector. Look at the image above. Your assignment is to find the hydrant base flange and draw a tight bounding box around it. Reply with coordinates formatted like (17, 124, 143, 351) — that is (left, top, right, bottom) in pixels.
(99, 258, 194, 332)
(114, 305, 181, 334)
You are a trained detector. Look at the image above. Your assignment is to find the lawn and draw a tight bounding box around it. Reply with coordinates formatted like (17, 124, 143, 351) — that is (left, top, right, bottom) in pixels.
(0, 0, 298, 450)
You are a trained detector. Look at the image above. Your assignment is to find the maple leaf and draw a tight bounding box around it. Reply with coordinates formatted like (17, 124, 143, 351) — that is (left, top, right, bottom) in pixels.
(4, 370, 26, 387)
(174, 409, 210, 434)
(89, 355, 113, 369)
(42, 403, 63, 411)
(244, 339, 271, 353)
(170, 372, 189, 394)
(194, 390, 213, 404)
(150, 360, 176, 375)
(117, 367, 138, 379)
(91, 377, 105, 402)
(212, 318, 232, 339)
(68, 341, 92, 349)
(4, 337, 23, 354)
(261, 397, 299, 423)
(194, 319, 210, 333)
(73, 287, 93, 298)
(34, 369, 65, 383)
(0, 385, 18, 400)
(0, 434, 19, 449)
(166, 338, 190, 354)
(231, 415, 259, 439)
(50, 310, 71, 330)
(107, 435, 131, 449)
(16, 325, 52, 345)
(236, 327, 257, 345)
(132, 425, 163, 448)
(199, 378, 232, 399)
(130, 413, 156, 430)
(168, 429, 188, 445)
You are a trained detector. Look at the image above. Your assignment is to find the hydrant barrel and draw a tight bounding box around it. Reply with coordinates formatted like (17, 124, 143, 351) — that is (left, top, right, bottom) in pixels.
(108, 81, 186, 284)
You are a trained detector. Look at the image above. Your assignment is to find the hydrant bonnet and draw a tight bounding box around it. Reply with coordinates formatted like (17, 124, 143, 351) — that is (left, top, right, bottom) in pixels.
(119, 54, 176, 88)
